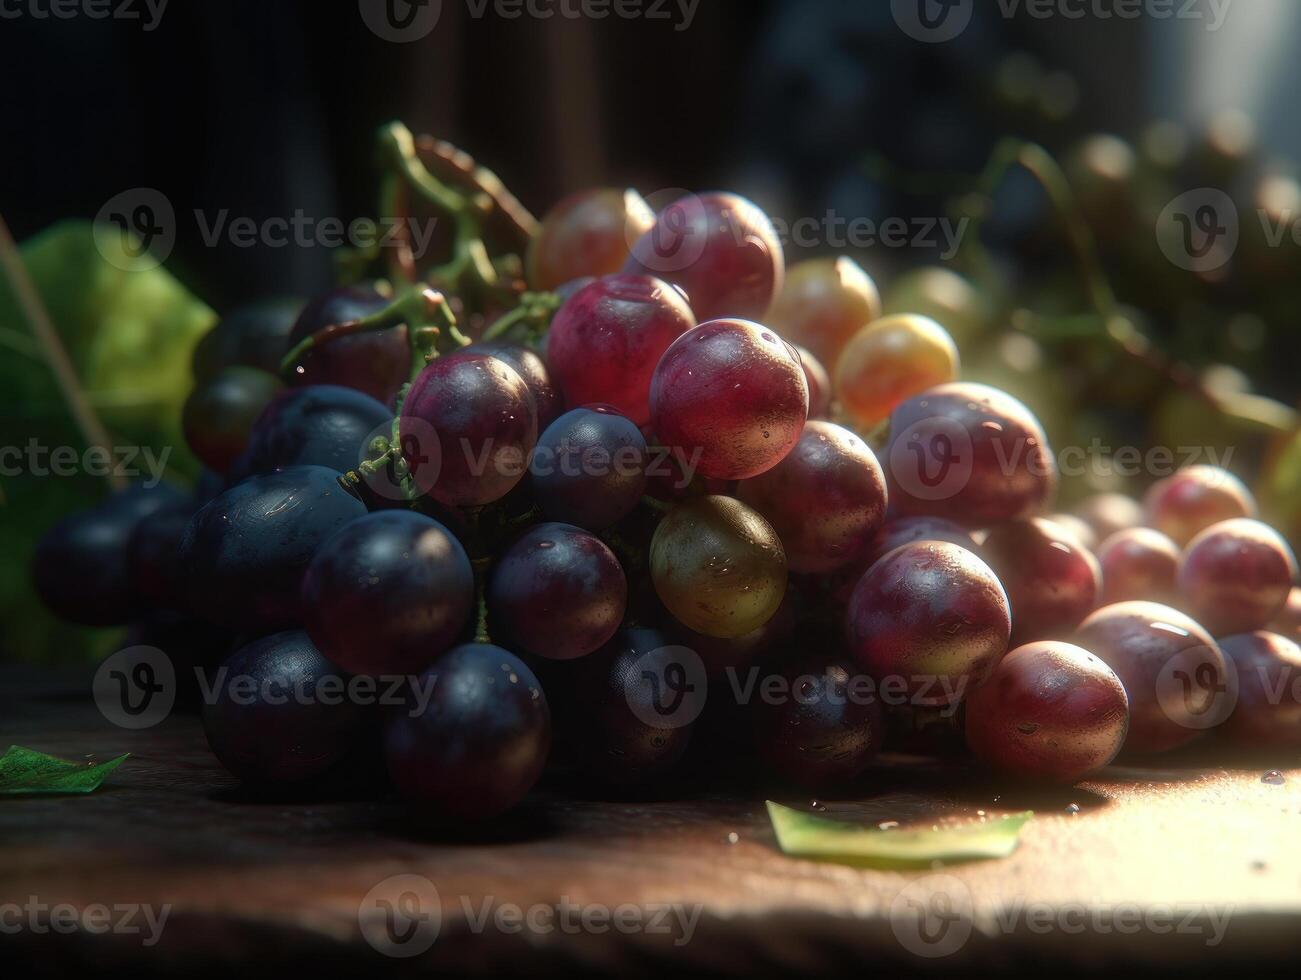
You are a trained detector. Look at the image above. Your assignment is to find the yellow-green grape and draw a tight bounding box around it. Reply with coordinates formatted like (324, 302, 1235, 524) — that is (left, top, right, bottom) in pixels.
(834, 314, 959, 429)
(882, 266, 991, 346)
(650, 496, 787, 639)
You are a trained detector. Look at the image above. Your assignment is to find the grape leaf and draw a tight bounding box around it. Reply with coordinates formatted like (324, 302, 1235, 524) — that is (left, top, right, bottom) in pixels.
(0, 746, 129, 795)
(0, 221, 215, 663)
(766, 801, 1033, 868)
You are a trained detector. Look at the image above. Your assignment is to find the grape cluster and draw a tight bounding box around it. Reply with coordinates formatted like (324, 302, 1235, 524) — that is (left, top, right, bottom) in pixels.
(34, 141, 1301, 820)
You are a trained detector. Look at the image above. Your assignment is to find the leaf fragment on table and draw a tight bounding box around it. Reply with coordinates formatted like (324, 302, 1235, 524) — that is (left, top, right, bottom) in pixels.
(0, 746, 129, 795)
(766, 801, 1032, 868)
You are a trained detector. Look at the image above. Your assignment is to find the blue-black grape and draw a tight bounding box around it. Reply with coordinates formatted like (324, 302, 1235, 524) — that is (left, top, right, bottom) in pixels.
(33, 483, 190, 626)
(202, 630, 365, 784)
(384, 644, 550, 819)
(530, 406, 647, 531)
(182, 466, 366, 633)
(302, 512, 474, 677)
(243, 384, 393, 475)
(182, 367, 283, 474)
(193, 297, 301, 381)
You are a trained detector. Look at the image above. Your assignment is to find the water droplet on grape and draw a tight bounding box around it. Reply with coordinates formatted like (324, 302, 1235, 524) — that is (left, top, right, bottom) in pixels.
(1262, 770, 1285, 785)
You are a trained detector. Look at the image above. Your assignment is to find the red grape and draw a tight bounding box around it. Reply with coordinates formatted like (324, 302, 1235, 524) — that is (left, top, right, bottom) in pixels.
(1046, 514, 1099, 552)
(1219, 631, 1301, 748)
(753, 657, 884, 789)
(650, 319, 809, 481)
(527, 188, 655, 290)
(981, 517, 1102, 645)
(465, 342, 563, 430)
(1270, 587, 1301, 641)
(623, 191, 784, 322)
(489, 523, 627, 661)
(1178, 518, 1297, 636)
(964, 641, 1129, 782)
(736, 421, 887, 573)
(835, 315, 960, 429)
(545, 273, 695, 426)
(846, 541, 1011, 706)
(861, 516, 979, 570)
(1097, 527, 1180, 605)
(285, 285, 409, 405)
(792, 343, 832, 419)
(399, 351, 538, 507)
(883, 382, 1057, 527)
(767, 256, 881, 368)
(1071, 492, 1144, 543)
(1074, 601, 1229, 753)
(1145, 465, 1257, 546)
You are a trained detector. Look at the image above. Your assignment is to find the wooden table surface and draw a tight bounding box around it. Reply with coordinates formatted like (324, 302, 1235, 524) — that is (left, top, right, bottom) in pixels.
(2, 664, 1299, 977)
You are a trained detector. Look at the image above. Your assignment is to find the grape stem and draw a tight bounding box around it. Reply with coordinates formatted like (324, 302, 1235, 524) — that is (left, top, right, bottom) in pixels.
(480, 291, 563, 344)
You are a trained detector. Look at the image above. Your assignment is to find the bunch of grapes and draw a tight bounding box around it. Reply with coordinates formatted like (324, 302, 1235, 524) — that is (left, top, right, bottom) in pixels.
(33, 126, 1301, 820)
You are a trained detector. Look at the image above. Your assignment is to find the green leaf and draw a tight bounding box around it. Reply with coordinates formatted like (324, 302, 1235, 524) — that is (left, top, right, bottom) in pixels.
(766, 801, 1033, 868)
(0, 221, 215, 663)
(0, 746, 129, 795)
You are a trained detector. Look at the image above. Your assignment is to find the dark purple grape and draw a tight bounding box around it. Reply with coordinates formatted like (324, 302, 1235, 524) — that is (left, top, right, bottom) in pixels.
(202, 630, 364, 784)
(32, 483, 190, 626)
(623, 191, 784, 322)
(792, 343, 832, 419)
(737, 420, 887, 573)
(285, 285, 408, 404)
(883, 382, 1057, 527)
(545, 273, 695, 426)
(243, 384, 393, 475)
(182, 367, 283, 473)
(1074, 601, 1229, 754)
(127, 509, 193, 609)
(384, 644, 550, 819)
(193, 297, 301, 381)
(1219, 631, 1301, 748)
(182, 466, 366, 633)
(965, 641, 1129, 782)
(754, 657, 884, 789)
(301, 512, 473, 677)
(569, 628, 696, 787)
(1178, 518, 1297, 636)
(488, 523, 626, 661)
(981, 517, 1102, 645)
(465, 342, 562, 430)
(399, 351, 538, 507)
(530, 407, 648, 530)
(846, 541, 1011, 706)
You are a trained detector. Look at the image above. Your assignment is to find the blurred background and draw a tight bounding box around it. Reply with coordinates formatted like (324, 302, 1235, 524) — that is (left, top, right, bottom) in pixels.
(3, 0, 1301, 661)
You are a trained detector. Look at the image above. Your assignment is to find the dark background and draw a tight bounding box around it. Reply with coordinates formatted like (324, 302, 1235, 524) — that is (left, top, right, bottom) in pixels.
(0, 0, 1232, 310)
